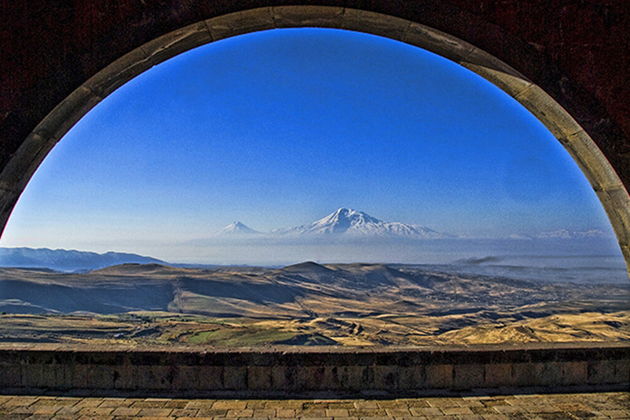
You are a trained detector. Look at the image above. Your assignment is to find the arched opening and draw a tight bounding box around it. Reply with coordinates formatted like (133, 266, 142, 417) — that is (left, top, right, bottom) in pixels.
(0, 14, 627, 347)
(0, 6, 627, 271)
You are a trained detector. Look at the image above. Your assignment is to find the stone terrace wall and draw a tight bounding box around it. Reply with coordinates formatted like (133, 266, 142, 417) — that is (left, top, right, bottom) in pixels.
(0, 343, 628, 396)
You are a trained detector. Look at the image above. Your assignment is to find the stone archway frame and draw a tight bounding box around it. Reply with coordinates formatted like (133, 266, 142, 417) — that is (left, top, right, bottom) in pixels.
(1, 6, 628, 268)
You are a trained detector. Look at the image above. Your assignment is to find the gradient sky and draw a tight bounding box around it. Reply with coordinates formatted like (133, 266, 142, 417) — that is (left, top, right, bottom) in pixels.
(0, 28, 617, 256)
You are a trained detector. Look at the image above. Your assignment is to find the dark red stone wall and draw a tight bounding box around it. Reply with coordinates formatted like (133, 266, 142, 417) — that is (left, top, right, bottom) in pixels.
(1, 1, 628, 184)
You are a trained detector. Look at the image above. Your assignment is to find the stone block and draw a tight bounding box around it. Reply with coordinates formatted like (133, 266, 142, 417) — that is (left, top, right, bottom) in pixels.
(465, 46, 525, 78)
(84, 46, 151, 98)
(342, 9, 410, 41)
(539, 362, 563, 387)
(511, 363, 536, 387)
(613, 359, 630, 384)
(514, 84, 582, 140)
(70, 363, 90, 389)
(484, 363, 512, 387)
(403, 21, 474, 63)
(132, 365, 174, 390)
(197, 366, 223, 390)
(142, 21, 212, 67)
(398, 365, 425, 390)
(561, 361, 588, 386)
(206, 8, 275, 41)
(587, 360, 616, 385)
(86, 365, 116, 389)
(453, 364, 484, 390)
(112, 365, 136, 390)
(0, 133, 55, 195)
(20, 363, 43, 388)
(425, 364, 453, 389)
(461, 62, 532, 98)
(272, 5, 344, 28)
(0, 365, 20, 388)
(341, 365, 370, 391)
(373, 365, 400, 390)
(223, 366, 247, 390)
(564, 130, 624, 191)
(302, 366, 330, 391)
(39, 364, 69, 389)
(34, 86, 102, 143)
(271, 365, 295, 391)
(171, 365, 200, 390)
(247, 366, 271, 390)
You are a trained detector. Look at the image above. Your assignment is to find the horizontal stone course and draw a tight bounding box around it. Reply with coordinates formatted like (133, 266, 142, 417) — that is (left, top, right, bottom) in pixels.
(0, 343, 627, 395)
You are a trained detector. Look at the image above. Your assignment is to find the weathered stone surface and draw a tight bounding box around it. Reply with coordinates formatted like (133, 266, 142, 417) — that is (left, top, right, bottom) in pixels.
(484, 363, 511, 388)
(452, 364, 484, 390)
(588, 360, 616, 385)
(403, 21, 475, 63)
(341, 9, 410, 40)
(561, 361, 588, 385)
(247, 366, 272, 390)
(206, 8, 275, 41)
(272, 5, 344, 28)
(425, 364, 453, 389)
(0, 389, 628, 417)
(1, 342, 628, 395)
(223, 366, 247, 390)
(398, 365, 426, 390)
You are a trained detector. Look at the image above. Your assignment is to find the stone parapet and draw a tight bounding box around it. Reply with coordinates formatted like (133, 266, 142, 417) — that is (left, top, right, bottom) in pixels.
(0, 343, 627, 396)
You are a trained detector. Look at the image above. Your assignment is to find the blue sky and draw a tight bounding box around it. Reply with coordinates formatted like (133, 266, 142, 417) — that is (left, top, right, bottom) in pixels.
(0, 28, 617, 258)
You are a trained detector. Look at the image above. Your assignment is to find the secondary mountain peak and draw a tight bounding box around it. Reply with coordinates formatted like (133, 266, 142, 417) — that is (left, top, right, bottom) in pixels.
(217, 221, 260, 235)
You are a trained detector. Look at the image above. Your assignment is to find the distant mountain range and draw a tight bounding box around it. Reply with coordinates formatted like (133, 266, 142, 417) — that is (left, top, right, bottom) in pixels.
(215, 207, 451, 239)
(509, 229, 609, 240)
(1, 209, 610, 272)
(213, 208, 608, 241)
(0, 247, 165, 272)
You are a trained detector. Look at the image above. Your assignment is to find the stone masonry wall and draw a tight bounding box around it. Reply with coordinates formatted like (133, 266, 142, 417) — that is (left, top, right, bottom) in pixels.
(0, 343, 627, 396)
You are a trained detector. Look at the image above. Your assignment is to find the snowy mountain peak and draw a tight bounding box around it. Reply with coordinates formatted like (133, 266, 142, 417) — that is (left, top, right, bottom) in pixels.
(282, 208, 449, 238)
(312, 208, 384, 233)
(218, 221, 260, 235)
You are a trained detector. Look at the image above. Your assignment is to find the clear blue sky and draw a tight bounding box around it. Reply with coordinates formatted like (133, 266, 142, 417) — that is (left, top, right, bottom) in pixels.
(0, 28, 616, 256)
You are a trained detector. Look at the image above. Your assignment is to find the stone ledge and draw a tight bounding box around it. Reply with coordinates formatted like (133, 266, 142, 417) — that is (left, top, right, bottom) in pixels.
(0, 343, 627, 395)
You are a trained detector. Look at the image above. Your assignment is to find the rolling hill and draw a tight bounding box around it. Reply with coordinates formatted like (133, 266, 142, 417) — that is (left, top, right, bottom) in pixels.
(0, 262, 627, 346)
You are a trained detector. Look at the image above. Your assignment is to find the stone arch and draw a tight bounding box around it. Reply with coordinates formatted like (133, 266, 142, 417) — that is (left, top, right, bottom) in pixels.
(0, 6, 628, 268)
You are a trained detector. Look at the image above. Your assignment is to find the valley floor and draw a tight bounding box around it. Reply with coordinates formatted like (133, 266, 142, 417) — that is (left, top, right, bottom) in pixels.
(0, 263, 628, 347)
(1, 310, 629, 347)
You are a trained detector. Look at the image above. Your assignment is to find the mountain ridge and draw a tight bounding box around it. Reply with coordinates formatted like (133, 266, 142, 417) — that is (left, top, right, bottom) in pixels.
(0, 247, 165, 272)
(233, 207, 452, 239)
(212, 208, 608, 241)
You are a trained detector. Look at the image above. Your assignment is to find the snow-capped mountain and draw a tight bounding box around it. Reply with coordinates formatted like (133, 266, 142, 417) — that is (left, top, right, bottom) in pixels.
(217, 221, 260, 236)
(276, 208, 449, 239)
